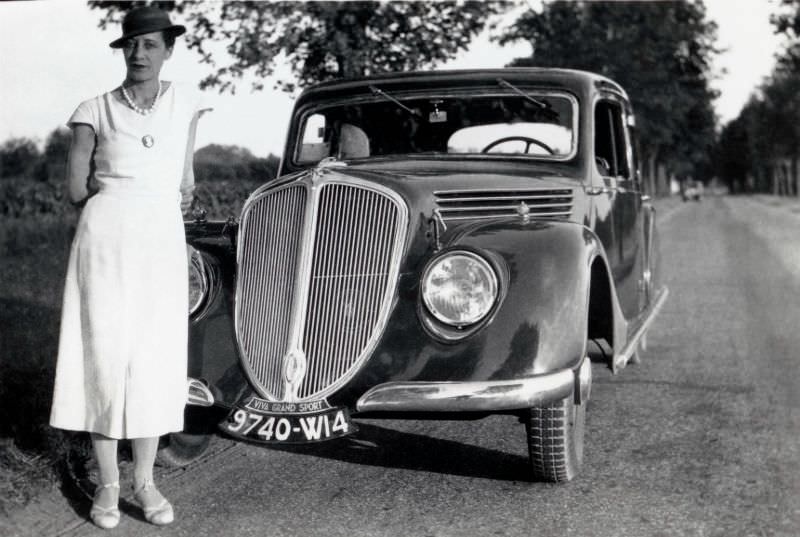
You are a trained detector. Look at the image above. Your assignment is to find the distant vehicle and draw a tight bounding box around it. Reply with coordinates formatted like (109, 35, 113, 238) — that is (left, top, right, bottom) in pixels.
(683, 181, 703, 201)
(169, 68, 669, 482)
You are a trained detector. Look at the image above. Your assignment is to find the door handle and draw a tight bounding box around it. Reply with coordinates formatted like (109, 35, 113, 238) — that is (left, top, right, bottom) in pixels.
(587, 176, 618, 196)
(586, 186, 610, 195)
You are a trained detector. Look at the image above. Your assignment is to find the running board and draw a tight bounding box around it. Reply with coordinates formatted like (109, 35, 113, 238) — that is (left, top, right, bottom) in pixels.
(613, 287, 669, 372)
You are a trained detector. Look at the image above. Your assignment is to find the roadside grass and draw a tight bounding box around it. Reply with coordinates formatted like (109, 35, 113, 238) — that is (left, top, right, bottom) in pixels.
(0, 180, 258, 515)
(0, 213, 91, 515)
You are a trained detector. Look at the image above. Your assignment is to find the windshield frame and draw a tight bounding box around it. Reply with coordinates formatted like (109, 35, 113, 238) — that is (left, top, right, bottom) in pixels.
(289, 88, 581, 167)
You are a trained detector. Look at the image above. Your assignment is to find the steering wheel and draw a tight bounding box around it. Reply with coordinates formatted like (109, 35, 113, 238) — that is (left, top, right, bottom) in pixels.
(481, 136, 555, 155)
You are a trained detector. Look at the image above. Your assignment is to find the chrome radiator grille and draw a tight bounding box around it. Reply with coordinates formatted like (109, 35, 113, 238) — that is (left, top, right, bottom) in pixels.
(299, 184, 403, 398)
(434, 188, 574, 221)
(236, 185, 307, 400)
(235, 179, 407, 401)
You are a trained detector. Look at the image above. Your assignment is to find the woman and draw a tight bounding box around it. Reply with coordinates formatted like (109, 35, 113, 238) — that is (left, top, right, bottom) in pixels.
(49, 6, 206, 529)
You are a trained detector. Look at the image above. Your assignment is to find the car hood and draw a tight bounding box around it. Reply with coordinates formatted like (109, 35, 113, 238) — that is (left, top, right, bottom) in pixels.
(266, 158, 581, 206)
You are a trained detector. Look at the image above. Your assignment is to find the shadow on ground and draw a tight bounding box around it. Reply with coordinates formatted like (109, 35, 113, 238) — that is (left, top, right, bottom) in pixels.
(245, 421, 533, 482)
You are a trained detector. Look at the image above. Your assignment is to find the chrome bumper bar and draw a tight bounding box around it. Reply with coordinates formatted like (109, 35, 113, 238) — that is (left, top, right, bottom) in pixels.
(356, 360, 590, 414)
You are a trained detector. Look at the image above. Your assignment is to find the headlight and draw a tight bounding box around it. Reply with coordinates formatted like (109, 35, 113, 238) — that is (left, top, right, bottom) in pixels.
(187, 245, 208, 316)
(421, 251, 498, 327)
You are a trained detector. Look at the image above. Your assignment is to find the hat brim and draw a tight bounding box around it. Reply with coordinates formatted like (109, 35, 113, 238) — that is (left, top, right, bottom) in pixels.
(109, 24, 186, 48)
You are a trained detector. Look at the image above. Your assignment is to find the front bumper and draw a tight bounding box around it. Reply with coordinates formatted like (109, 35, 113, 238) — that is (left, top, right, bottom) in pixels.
(356, 360, 589, 413)
(189, 360, 591, 414)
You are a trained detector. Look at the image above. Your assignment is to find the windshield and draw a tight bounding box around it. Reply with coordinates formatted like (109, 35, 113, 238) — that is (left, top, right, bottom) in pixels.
(293, 91, 577, 165)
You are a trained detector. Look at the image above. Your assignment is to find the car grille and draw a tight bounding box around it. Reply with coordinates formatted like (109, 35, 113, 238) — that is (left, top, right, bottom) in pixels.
(236, 184, 307, 400)
(434, 188, 573, 221)
(235, 179, 407, 401)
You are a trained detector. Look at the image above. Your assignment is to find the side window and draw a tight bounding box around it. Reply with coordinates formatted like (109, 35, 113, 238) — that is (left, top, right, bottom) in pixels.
(297, 113, 331, 164)
(594, 100, 630, 179)
(627, 113, 641, 185)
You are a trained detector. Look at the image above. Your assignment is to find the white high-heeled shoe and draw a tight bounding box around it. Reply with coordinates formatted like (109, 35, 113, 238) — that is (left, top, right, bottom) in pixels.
(133, 478, 174, 525)
(90, 481, 120, 529)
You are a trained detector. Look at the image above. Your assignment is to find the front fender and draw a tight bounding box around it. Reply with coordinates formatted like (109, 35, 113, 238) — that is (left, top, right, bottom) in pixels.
(440, 219, 604, 375)
(185, 221, 247, 408)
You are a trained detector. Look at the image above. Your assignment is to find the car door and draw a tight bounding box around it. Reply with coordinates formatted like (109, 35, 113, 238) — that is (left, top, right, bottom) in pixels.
(592, 96, 643, 319)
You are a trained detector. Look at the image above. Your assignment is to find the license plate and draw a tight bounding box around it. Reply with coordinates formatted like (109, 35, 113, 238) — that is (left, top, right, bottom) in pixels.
(223, 397, 354, 443)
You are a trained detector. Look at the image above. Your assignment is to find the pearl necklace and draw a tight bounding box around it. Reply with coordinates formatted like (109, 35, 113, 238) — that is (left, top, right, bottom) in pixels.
(121, 81, 162, 115)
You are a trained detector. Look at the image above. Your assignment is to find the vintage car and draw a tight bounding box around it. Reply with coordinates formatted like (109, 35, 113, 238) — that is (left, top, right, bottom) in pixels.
(163, 68, 668, 482)
(682, 180, 703, 201)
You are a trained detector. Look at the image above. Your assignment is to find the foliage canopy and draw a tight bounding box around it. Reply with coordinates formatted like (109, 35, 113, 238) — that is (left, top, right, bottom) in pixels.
(89, 1, 507, 93)
(498, 0, 719, 183)
(716, 0, 800, 194)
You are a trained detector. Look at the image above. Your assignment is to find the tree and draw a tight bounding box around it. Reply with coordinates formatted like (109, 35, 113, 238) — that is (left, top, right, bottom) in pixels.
(193, 144, 279, 183)
(0, 137, 41, 179)
(715, 0, 800, 196)
(36, 128, 72, 182)
(771, 0, 800, 72)
(497, 1, 719, 195)
(89, 1, 508, 93)
(717, 114, 751, 194)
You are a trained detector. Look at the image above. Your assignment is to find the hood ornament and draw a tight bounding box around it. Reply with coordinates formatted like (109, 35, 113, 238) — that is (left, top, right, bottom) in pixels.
(311, 157, 347, 186)
(283, 349, 307, 399)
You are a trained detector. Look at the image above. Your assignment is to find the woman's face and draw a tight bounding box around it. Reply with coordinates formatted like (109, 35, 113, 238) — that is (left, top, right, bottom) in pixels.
(122, 31, 172, 83)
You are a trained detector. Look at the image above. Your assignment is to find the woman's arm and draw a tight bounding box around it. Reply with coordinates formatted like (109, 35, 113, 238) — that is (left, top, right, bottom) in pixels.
(66, 124, 96, 205)
(180, 111, 202, 216)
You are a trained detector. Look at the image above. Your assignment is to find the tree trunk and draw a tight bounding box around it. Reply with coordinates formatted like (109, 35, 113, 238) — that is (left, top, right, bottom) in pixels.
(645, 153, 657, 197)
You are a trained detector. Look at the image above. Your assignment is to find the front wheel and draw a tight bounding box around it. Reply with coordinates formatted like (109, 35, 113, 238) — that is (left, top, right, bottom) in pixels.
(157, 431, 212, 468)
(525, 359, 590, 482)
(156, 407, 219, 467)
(525, 394, 586, 482)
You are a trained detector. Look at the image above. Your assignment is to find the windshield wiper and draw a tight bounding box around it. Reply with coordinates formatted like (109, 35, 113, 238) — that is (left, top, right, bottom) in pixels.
(497, 78, 559, 119)
(369, 85, 421, 117)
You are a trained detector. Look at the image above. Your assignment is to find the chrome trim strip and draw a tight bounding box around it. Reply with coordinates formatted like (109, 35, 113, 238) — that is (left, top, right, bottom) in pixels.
(438, 202, 572, 212)
(356, 369, 575, 413)
(434, 188, 574, 222)
(614, 286, 669, 369)
(434, 190, 572, 203)
(282, 173, 324, 402)
(439, 211, 572, 221)
(434, 189, 573, 198)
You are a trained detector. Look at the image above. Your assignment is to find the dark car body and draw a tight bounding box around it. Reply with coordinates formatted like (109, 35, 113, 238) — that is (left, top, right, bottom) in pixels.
(173, 68, 668, 481)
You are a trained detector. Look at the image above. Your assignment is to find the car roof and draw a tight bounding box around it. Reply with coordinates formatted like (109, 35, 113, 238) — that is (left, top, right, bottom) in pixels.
(294, 68, 628, 106)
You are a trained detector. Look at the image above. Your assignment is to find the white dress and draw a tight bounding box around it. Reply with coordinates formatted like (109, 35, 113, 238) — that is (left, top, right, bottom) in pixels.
(50, 83, 202, 439)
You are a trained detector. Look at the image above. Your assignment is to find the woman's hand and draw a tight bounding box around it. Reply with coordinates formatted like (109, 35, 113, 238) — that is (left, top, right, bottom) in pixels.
(180, 186, 194, 216)
(67, 124, 97, 206)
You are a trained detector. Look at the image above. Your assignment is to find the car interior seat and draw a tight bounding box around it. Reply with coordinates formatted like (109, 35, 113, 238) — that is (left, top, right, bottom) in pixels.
(338, 123, 370, 159)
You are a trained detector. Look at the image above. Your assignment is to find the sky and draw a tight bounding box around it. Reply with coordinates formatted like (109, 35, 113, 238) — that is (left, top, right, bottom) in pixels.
(0, 0, 787, 157)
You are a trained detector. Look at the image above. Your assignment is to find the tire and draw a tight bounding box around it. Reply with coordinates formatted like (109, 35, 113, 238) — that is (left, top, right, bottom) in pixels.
(156, 431, 212, 468)
(525, 391, 586, 482)
(156, 406, 219, 467)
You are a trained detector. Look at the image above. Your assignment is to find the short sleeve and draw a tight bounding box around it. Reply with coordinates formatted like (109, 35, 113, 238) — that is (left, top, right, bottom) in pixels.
(67, 99, 98, 131)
